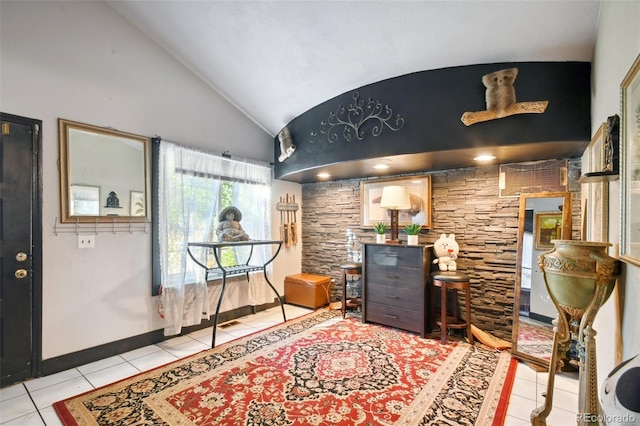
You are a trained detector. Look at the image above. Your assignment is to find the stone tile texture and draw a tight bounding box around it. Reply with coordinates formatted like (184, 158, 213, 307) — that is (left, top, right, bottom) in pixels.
(300, 160, 581, 341)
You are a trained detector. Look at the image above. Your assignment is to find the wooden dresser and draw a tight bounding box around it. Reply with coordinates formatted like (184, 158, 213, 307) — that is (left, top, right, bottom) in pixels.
(362, 243, 433, 337)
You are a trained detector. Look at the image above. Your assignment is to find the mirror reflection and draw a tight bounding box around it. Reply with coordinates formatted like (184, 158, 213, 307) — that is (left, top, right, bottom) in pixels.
(511, 192, 572, 368)
(59, 119, 150, 223)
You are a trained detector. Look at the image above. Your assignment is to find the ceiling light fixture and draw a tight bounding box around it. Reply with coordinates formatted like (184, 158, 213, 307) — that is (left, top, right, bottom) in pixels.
(316, 172, 331, 179)
(474, 154, 496, 162)
(373, 159, 391, 170)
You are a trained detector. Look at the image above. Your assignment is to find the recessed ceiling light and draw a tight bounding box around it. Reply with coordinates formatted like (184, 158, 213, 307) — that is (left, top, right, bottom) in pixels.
(373, 163, 390, 170)
(474, 154, 496, 162)
(373, 159, 391, 170)
(317, 172, 331, 179)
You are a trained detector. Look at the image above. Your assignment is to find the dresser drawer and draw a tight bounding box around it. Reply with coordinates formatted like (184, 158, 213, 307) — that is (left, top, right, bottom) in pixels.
(364, 302, 423, 334)
(364, 264, 424, 289)
(365, 282, 423, 310)
(362, 243, 432, 337)
(365, 245, 424, 268)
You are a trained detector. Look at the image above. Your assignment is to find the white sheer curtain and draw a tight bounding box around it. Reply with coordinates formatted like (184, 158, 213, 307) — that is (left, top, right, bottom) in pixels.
(158, 141, 272, 336)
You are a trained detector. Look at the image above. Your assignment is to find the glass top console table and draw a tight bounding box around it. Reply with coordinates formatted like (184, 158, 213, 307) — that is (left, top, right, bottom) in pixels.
(187, 240, 286, 347)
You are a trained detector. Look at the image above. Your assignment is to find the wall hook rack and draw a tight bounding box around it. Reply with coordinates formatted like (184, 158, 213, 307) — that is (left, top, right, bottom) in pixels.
(53, 217, 150, 235)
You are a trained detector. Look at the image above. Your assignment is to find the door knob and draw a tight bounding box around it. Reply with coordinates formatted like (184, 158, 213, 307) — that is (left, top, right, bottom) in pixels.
(16, 252, 28, 262)
(15, 269, 28, 279)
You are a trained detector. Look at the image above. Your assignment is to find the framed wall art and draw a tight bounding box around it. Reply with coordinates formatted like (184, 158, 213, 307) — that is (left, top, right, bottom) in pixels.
(582, 122, 609, 243)
(534, 212, 562, 249)
(360, 175, 432, 228)
(588, 181, 609, 243)
(620, 53, 640, 266)
(589, 122, 607, 173)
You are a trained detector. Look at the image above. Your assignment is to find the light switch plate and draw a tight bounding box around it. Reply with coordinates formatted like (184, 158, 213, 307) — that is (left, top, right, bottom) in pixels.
(77, 234, 95, 249)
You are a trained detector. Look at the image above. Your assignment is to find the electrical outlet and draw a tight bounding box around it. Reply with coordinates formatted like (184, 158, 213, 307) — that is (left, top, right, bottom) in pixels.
(77, 234, 95, 249)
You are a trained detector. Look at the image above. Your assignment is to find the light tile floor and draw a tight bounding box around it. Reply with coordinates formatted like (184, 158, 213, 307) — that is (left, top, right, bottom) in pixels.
(0, 304, 578, 425)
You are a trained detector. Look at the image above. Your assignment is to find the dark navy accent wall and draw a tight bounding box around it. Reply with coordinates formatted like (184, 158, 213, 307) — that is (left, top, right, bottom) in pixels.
(274, 62, 590, 181)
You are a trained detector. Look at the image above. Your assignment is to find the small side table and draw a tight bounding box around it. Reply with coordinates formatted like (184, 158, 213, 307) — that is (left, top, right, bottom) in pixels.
(186, 240, 286, 347)
(432, 271, 473, 345)
(340, 262, 362, 318)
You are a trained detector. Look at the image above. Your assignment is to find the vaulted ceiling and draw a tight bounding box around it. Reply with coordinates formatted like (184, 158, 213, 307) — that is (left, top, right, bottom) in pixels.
(107, 0, 602, 139)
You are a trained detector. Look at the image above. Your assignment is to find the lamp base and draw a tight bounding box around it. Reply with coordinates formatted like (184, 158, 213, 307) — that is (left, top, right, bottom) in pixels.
(389, 209, 400, 243)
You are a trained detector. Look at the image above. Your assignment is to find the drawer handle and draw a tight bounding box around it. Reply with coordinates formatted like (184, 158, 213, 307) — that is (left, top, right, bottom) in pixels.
(385, 295, 399, 299)
(384, 314, 398, 319)
(386, 274, 400, 279)
(382, 254, 399, 258)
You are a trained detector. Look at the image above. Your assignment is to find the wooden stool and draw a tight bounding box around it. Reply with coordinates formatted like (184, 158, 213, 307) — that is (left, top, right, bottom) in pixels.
(431, 271, 473, 344)
(340, 262, 362, 318)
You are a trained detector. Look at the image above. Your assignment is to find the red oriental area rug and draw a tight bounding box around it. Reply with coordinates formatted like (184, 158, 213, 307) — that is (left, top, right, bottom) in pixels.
(517, 320, 554, 361)
(54, 310, 517, 425)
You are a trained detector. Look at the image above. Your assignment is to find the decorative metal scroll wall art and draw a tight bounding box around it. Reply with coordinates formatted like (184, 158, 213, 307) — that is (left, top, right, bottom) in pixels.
(310, 92, 404, 143)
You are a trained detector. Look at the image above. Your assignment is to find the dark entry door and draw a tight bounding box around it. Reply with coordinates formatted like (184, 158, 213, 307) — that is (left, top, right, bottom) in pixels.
(0, 113, 42, 387)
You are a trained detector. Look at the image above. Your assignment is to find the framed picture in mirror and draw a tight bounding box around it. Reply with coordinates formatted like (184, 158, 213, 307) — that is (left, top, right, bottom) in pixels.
(130, 191, 145, 216)
(534, 212, 562, 249)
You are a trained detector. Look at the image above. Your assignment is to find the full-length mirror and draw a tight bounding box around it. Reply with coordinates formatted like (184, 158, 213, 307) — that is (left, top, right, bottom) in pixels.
(59, 118, 150, 223)
(511, 192, 572, 368)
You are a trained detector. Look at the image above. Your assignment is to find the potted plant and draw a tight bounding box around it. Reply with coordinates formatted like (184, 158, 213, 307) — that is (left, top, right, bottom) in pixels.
(373, 222, 388, 244)
(404, 223, 422, 245)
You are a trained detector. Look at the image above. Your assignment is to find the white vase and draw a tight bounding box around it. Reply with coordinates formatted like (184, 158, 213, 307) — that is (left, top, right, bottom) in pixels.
(407, 235, 419, 245)
(376, 234, 386, 244)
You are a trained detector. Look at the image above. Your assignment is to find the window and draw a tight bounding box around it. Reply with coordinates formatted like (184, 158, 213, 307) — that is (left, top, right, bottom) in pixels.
(153, 140, 272, 335)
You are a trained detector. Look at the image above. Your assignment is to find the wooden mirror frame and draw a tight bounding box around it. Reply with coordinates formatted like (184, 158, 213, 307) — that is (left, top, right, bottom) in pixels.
(58, 118, 150, 223)
(511, 191, 572, 368)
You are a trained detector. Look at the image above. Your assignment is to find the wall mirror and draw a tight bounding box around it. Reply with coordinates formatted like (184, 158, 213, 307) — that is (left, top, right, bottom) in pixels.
(59, 118, 150, 223)
(511, 192, 572, 368)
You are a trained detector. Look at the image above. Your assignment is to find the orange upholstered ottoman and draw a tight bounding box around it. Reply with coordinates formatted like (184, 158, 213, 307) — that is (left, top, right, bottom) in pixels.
(285, 273, 332, 309)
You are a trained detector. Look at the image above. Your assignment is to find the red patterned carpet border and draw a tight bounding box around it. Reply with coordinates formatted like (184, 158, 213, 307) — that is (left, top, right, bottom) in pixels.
(54, 310, 515, 425)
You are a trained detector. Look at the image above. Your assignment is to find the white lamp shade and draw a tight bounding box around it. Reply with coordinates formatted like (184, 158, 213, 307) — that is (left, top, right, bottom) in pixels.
(379, 186, 411, 210)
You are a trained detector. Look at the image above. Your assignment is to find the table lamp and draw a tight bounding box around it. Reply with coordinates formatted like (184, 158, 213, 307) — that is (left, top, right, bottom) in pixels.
(379, 185, 411, 243)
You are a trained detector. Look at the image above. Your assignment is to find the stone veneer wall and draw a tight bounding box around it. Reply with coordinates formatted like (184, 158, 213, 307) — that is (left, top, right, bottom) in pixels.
(300, 159, 581, 340)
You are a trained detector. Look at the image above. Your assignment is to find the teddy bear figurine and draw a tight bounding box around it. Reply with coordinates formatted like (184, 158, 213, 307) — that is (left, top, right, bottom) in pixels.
(432, 233, 459, 271)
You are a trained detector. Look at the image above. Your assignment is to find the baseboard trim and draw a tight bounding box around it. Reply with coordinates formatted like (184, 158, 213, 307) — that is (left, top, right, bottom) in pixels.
(528, 312, 553, 325)
(40, 301, 280, 377)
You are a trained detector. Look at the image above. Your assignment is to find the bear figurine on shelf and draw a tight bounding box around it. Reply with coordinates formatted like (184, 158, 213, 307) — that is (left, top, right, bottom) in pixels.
(432, 233, 459, 271)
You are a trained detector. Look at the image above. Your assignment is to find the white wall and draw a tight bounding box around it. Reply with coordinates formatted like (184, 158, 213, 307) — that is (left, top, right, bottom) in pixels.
(591, 0, 640, 380)
(271, 181, 304, 292)
(1, 1, 301, 359)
